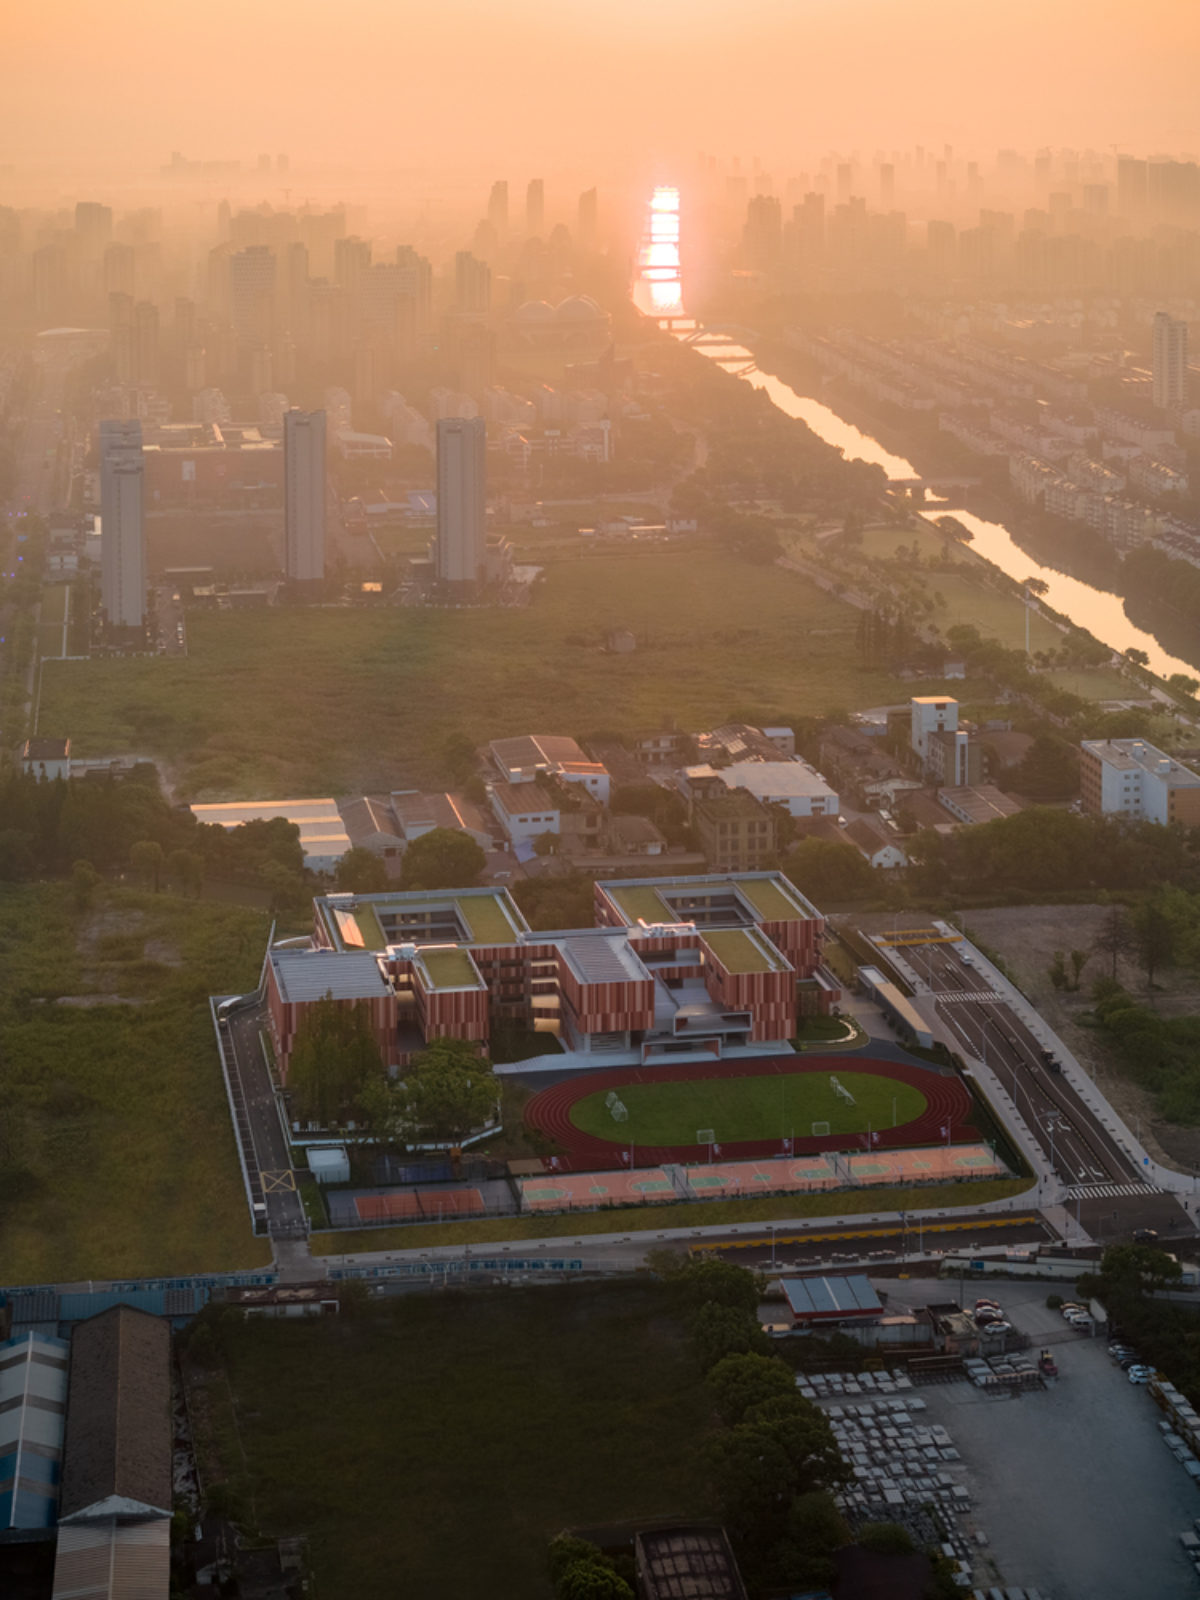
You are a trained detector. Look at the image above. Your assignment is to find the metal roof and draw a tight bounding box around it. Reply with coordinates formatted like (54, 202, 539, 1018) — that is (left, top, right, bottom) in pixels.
(782, 1274, 883, 1319)
(58, 1306, 172, 1523)
(269, 948, 390, 1003)
(559, 935, 648, 986)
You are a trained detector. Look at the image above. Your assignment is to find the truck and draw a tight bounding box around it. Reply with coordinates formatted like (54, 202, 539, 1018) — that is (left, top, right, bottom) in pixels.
(1039, 1350, 1058, 1377)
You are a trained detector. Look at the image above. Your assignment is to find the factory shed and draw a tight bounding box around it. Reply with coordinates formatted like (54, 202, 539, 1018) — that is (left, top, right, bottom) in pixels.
(781, 1274, 884, 1327)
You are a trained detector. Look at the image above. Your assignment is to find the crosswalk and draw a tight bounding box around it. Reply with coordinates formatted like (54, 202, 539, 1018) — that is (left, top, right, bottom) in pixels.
(1063, 1181, 1162, 1200)
(936, 990, 1003, 1005)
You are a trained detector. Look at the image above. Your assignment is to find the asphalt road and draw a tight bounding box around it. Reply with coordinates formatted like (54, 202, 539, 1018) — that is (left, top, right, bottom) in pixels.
(902, 939, 1194, 1241)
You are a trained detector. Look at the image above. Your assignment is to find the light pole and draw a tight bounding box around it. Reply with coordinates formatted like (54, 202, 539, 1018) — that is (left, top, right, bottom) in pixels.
(770, 1224, 777, 1271)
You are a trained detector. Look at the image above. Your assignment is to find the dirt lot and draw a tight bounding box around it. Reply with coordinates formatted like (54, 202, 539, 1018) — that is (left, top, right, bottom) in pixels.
(961, 905, 1200, 1173)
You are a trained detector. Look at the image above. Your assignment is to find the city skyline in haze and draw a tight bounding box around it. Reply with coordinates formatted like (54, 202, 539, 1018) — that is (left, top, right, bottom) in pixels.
(5, 0, 1200, 176)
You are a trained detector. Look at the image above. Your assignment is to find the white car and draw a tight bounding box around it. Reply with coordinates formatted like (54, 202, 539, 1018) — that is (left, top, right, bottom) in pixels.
(1128, 1366, 1154, 1384)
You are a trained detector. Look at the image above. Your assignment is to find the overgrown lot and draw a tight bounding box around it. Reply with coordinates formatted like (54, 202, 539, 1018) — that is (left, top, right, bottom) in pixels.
(185, 1281, 715, 1599)
(0, 882, 272, 1283)
(39, 549, 933, 799)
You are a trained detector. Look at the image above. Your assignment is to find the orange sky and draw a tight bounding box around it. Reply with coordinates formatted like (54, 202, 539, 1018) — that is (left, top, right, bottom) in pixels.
(5, 0, 1199, 173)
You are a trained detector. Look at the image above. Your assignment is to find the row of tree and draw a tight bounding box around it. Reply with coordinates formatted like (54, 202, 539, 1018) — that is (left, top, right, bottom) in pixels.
(287, 1000, 498, 1144)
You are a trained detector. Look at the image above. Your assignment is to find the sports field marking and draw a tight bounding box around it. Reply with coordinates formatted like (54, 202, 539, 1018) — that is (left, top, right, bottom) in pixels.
(569, 1069, 927, 1146)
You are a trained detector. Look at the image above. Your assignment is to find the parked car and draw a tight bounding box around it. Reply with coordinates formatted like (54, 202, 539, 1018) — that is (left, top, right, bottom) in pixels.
(1128, 1366, 1154, 1384)
(985, 1321, 1013, 1336)
(975, 1298, 1001, 1311)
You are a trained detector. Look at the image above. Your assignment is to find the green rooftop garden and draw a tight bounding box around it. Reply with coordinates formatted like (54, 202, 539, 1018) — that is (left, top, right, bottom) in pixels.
(418, 946, 482, 990)
(456, 892, 519, 945)
(608, 884, 672, 924)
(701, 927, 781, 974)
(737, 875, 807, 921)
(350, 903, 388, 951)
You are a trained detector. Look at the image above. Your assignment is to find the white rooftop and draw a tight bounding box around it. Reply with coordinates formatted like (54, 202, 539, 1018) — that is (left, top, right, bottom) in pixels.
(721, 761, 836, 798)
(190, 798, 352, 859)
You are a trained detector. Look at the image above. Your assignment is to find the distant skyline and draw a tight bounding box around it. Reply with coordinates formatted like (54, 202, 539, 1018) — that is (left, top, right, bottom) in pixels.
(5, 0, 1200, 174)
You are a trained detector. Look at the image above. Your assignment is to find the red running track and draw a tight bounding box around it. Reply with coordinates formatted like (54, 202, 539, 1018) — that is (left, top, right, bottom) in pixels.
(524, 1054, 976, 1172)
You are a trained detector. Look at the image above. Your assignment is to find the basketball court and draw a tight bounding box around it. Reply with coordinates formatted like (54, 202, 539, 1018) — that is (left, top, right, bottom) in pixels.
(680, 1156, 841, 1198)
(519, 1167, 677, 1213)
(841, 1143, 1006, 1186)
(352, 1187, 487, 1223)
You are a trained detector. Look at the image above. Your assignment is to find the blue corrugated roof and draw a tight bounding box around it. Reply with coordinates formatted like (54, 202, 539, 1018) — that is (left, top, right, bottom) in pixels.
(782, 1274, 882, 1319)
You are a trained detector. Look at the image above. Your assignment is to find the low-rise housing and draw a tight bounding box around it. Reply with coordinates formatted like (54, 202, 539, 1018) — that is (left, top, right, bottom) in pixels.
(692, 789, 777, 871)
(937, 784, 1024, 825)
(19, 736, 71, 782)
(489, 733, 610, 802)
(720, 760, 838, 818)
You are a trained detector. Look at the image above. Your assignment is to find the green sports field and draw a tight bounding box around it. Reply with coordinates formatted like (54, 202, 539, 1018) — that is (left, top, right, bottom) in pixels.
(569, 1070, 926, 1147)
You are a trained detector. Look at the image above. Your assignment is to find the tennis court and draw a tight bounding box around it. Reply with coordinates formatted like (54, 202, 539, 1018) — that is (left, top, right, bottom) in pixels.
(842, 1144, 1006, 1186)
(519, 1168, 677, 1213)
(354, 1187, 486, 1223)
(680, 1156, 841, 1198)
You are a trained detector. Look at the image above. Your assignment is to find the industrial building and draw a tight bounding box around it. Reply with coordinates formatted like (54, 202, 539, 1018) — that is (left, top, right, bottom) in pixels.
(262, 872, 839, 1077)
(189, 797, 352, 872)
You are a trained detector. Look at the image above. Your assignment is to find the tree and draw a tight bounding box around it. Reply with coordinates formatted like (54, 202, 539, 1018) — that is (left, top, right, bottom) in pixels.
(1000, 735, 1080, 802)
(1168, 674, 1200, 699)
(706, 1421, 796, 1538)
(1094, 905, 1133, 981)
(532, 830, 558, 858)
(400, 828, 486, 890)
(1125, 648, 1150, 669)
(1130, 895, 1178, 988)
(71, 859, 99, 909)
(742, 1393, 849, 1494)
(782, 839, 874, 903)
(858, 1521, 916, 1554)
(557, 1564, 633, 1600)
(707, 1352, 795, 1424)
(662, 1256, 762, 1314)
(288, 995, 386, 1127)
(335, 846, 389, 893)
(1069, 948, 1090, 990)
(129, 838, 165, 892)
(167, 848, 203, 897)
(401, 1037, 497, 1144)
(1048, 950, 1068, 991)
(688, 1302, 771, 1369)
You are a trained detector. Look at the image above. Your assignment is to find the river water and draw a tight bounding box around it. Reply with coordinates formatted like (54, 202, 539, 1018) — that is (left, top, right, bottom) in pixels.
(687, 329, 1197, 682)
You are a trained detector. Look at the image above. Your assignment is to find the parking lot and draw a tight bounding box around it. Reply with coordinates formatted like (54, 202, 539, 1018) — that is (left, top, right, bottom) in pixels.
(880, 1276, 1200, 1597)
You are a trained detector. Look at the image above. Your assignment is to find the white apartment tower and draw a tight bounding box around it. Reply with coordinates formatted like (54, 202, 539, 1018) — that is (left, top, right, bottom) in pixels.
(283, 409, 326, 581)
(435, 416, 487, 588)
(1153, 311, 1188, 411)
(99, 419, 146, 628)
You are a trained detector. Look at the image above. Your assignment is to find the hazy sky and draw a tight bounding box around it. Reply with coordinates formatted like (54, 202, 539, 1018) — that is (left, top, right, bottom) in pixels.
(6, 0, 1200, 174)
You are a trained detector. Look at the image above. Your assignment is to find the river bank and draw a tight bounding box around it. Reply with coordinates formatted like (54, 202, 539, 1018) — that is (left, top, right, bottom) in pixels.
(738, 338, 1200, 682)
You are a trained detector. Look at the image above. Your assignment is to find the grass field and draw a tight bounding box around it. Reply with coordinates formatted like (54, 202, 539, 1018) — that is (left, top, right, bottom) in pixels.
(38, 549, 926, 798)
(0, 883, 273, 1285)
(191, 1282, 714, 1599)
(321, 1175, 1034, 1253)
(1043, 667, 1140, 701)
(570, 1070, 926, 1146)
(928, 572, 1064, 655)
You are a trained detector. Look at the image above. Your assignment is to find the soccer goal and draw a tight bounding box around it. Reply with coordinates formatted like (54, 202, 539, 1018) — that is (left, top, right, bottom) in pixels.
(811, 1120, 831, 1137)
(829, 1074, 856, 1107)
(610, 1097, 628, 1124)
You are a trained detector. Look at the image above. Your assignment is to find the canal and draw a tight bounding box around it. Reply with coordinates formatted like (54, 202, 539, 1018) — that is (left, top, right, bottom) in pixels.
(687, 328, 1197, 683)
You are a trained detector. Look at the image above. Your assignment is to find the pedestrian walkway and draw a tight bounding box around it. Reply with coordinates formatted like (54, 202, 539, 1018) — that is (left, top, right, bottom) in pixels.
(1064, 1182, 1161, 1201)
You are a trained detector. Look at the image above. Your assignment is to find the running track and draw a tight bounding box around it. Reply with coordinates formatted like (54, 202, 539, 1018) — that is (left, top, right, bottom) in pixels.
(524, 1054, 976, 1172)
